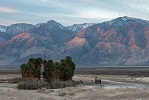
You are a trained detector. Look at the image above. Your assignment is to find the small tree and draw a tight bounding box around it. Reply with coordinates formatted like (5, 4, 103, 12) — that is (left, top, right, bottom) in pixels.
(20, 56, 75, 82)
(20, 64, 34, 79)
(20, 57, 42, 79)
(62, 56, 75, 81)
(43, 56, 75, 82)
(42, 60, 54, 82)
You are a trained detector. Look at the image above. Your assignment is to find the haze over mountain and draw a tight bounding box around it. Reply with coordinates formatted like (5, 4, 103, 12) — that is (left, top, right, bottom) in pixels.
(1, 16, 149, 66)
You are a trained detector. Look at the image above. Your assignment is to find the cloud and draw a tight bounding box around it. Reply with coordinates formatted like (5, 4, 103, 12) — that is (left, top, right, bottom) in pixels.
(0, 7, 19, 13)
(40, 0, 48, 2)
(137, 0, 149, 2)
(129, 0, 149, 12)
(78, 8, 126, 19)
(0, 0, 149, 26)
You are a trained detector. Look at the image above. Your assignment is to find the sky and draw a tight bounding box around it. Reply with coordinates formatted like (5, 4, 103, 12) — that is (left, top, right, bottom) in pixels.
(0, 0, 149, 26)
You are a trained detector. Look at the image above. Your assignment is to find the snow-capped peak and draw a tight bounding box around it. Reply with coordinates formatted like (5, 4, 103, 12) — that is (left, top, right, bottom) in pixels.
(67, 23, 95, 33)
(34, 23, 45, 28)
(120, 16, 136, 21)
(0, 25, 7, 32)
(105, 16, 148, 27)
(6, 23, 34, 35)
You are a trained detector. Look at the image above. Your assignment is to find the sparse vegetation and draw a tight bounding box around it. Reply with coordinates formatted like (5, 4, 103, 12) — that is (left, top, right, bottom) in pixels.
(18, 56, 76, 90)
(58, 92, 66, 96)
(17, 79, 50, 90)
(50, 80, 76, 89)
(0, 78, 22, 83)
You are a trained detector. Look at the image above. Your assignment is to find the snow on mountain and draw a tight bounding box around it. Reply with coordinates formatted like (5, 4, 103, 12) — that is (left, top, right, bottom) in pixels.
(1, 17, 149, 66)
(34, 20, 68, 33)
(6, 23, 34, 35)
(0, 25, 7, 32)
(34, 23, 44, 28)
(31, 20, 73, 45)
(104, 16, 149, 27)
(66, 23, 95, 33)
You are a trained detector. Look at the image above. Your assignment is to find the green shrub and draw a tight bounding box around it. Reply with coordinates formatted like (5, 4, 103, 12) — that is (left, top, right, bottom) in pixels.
(17, 79, 50, 90)
(50, 81, 65, 89)
(58, 92, 66, 96)
(74, 80, 83, 85)
(17, 79, 83, 90)
(8, 78, 22, 83)
(50, 80, 81, 89)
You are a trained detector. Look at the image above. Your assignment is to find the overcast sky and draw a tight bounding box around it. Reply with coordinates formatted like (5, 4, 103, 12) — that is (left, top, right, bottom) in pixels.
(0, 0, 149, 26)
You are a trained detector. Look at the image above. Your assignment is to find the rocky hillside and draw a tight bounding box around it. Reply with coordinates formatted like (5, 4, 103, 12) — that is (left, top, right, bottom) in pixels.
(1, 16, 149, 66)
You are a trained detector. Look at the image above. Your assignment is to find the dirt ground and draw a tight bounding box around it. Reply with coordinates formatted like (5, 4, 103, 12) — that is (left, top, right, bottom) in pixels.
(0, 74, 149, 100)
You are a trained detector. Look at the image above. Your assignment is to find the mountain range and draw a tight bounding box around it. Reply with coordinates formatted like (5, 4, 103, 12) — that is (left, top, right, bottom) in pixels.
(1, 16, 149, 66)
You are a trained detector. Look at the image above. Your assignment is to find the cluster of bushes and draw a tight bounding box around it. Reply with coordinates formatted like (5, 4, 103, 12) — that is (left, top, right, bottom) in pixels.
(17, 79, 83, 90)
(18, 56, 77, 90)
(50, 80, 83, 89)
(42, 56, 75, 82)
(20, 57, 42, 79)
(17, 79, 50, 90)
(20, 56, 75, 82)
(50, 80, 76, 89)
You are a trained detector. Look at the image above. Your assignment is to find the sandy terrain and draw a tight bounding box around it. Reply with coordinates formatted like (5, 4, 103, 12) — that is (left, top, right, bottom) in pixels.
(0, 74, 149, 100)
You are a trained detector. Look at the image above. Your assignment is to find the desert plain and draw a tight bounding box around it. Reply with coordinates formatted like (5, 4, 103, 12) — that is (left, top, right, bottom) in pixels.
(0, 67, 149, 100)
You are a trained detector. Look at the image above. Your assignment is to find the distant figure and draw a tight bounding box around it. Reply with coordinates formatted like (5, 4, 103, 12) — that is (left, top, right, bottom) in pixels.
(95, 77, 101, 84)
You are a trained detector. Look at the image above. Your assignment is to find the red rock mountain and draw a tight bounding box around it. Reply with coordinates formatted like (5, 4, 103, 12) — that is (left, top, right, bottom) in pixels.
(1, 16, 149, 66)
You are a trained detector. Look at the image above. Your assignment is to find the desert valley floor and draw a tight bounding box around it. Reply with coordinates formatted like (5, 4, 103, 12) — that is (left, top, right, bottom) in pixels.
(1, 67, 149, 100)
